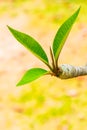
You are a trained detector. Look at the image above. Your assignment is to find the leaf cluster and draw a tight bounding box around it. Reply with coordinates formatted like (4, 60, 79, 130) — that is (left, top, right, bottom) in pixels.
(7, 7, 80, 86)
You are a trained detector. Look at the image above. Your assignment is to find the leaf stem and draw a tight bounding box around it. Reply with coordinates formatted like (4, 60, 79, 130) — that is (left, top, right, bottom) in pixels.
(50, 47, 60, 76)
(46, 62, 53, 72)
(50, 47, 55, 70)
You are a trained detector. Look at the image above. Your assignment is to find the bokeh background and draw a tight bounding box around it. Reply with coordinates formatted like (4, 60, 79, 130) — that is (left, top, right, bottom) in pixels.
(0, 0, 87, 130)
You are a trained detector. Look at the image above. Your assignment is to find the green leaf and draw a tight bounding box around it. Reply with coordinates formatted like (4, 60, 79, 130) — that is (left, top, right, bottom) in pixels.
(7, 26, 49, 65)
(17, 68, 48, 86)
(52, 7, 80, 61)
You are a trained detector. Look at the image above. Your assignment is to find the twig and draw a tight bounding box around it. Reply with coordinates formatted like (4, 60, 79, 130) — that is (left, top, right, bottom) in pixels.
(58, 64, 87, 79)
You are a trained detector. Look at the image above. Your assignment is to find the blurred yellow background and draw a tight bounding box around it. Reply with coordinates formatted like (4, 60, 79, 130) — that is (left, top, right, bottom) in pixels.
(0, 0, 87, 130)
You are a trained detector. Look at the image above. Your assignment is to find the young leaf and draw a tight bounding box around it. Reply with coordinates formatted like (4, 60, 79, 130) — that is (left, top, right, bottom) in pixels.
(52, 7, 80, 62)
(7, 26, 49, 66)
(16, 68, 48, 86)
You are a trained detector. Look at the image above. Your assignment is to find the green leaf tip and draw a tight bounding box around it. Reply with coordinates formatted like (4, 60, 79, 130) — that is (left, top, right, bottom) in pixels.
(52, 7, 80, 62)
(16, 68, 48, 86)
(7, 25, 49, 66)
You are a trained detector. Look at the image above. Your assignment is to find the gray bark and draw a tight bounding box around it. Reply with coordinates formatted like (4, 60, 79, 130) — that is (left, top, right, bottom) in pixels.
(58, 64, 87, 79)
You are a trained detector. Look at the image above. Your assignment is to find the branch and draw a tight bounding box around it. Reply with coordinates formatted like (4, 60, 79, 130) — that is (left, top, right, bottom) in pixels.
(58, 64, 87, 79)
